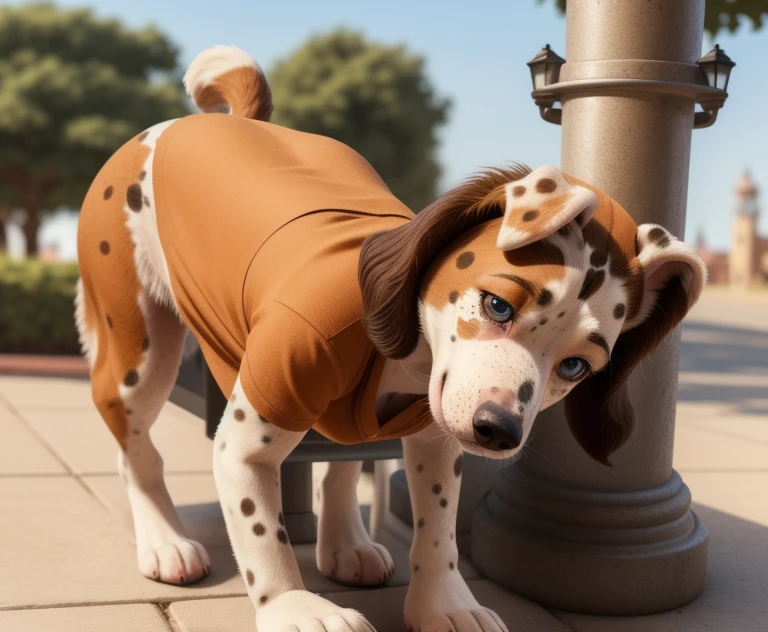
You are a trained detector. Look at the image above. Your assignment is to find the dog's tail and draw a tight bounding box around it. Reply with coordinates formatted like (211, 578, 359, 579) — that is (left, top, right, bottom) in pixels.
(183, 46, 273, 121)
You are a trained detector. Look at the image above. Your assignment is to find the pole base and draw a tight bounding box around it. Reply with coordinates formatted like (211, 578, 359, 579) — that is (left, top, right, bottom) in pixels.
(471, 465, 708, 615)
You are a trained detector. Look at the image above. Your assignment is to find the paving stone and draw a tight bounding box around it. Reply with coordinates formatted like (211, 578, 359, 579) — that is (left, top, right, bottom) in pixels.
(0, 604, 170, 632)
(0, 398, 66, 475)
(0, 477, 247, 609)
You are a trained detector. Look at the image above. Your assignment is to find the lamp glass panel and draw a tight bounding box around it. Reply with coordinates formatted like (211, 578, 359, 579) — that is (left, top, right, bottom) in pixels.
(705, 66, 718, 89)
(716, 65, 729, 90)
(545, 65, 560, 86)
(531, 66, 546, 90)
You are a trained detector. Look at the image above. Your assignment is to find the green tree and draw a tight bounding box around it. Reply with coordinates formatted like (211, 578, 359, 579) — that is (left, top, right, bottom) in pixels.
(270, 28, 451, 212)
(540, 0, 767, 36)
(0, 3, 189, 256)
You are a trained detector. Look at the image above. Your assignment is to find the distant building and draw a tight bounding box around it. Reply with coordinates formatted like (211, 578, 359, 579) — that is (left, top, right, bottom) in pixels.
(696, 171, 768, 287)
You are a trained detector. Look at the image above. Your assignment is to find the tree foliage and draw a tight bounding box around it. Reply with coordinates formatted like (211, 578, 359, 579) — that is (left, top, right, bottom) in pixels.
(540, 0, 767, 37)
(269, 28, 451, 212)
(0, 3, 189, 255)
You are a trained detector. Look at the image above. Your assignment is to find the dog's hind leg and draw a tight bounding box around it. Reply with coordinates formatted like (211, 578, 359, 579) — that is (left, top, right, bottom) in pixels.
(316, 460, 395, 586)
(79, 278, 209, 584)
(76, 136, 209, 584)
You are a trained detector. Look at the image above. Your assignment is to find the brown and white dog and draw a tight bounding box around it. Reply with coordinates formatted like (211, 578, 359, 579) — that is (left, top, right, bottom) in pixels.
(75, 46, 706, 632)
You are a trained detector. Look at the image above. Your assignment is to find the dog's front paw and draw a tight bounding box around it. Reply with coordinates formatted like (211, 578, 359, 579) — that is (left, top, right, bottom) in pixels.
(412, 609, 508, 632)
(257, 590, 376, 631)
(405, 577, 508, 632)
(317, 542, 394, 587)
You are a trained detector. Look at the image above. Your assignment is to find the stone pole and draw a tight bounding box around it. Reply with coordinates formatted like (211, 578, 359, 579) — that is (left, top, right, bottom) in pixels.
(471, 0, 717, 615)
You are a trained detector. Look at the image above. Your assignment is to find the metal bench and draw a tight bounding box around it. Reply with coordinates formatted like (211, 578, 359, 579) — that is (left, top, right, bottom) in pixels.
(169, 336, 403, 543)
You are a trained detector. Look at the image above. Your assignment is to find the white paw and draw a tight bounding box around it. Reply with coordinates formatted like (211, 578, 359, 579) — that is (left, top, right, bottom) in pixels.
(411, 609, 508, 632)
(256, 590, 376, 631)
(405, 578, 508, 632)
(138, 539, 211, 585)
(317, 542, 395, 586)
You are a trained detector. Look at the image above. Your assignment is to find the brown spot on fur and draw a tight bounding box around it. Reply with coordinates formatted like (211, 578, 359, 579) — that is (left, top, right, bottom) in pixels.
(590, 251, 608, 267)
(100, 241, 110, 255)
(262, 435, 271, 443)
(260, 595, 268, 604)
(456, 251, 475, 269)
(124, 370, 139, 387)
(142, 338, 149, 351)
(432, 483, 442, 495)
(417, 518, 425, 528)
(512, 185, 526, 197)
(539, 318, 548, 325)
(413, 564, 420, 572)
(103, 186, 113, 200)
(417, 463, 424, 473)
(523, 210, 539, 222)
(448, 291, 459, 303)
(449, 561, 455, 570)
(558, 311, 565, 318)
(614, 303, 626, 319)
(246, 569, 254, 586)
(139, 170, 146, 181)
(253, 523, 265, 536)
(106, 314, 113, 329)
(518, 380, 534, 403)
(457, 318, 480, 339)
(241, 498, 256, 516)
(277, 529, 288, 543)
(143, 195, 151, 208)
(648, 227, 667, 245)
(454, 454, 463, 477)
(234, 408, 245, 421)
(126, 184, 143, 212)
(440, 498, 448, 508)
(536, 178, 557, 193)
(537, 289, 553, 307)
(137, 131, 149, 142)
(578, 269, 606, 301)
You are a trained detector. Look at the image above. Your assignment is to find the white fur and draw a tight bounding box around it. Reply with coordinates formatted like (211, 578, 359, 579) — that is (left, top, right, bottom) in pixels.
(74, 278, 97, 367)
(125, 120, 181, 313)
(183, 45, 261, 112)
(403, 424, 508, 632)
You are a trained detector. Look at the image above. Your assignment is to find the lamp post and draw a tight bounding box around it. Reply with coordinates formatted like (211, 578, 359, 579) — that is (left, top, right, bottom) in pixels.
(527, 44, 565, 124)
(471, 0, 734, 615)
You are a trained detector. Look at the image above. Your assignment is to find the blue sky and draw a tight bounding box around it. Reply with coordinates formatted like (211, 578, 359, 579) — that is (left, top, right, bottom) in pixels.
(7, 0, 767, 258)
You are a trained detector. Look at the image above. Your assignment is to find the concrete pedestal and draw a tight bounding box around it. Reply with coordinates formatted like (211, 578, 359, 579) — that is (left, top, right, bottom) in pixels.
(471, 0, 710, 614)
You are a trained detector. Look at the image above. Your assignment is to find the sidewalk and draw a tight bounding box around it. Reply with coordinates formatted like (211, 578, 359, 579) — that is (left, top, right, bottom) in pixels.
(0, 287, 766, 631)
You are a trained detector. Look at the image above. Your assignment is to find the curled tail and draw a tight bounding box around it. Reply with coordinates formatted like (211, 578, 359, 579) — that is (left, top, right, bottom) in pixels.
(183, 45, 273, 121)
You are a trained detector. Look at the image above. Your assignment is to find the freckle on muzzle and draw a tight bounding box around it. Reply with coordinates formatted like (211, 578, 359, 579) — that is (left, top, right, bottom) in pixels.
(472, 401, 524, 451)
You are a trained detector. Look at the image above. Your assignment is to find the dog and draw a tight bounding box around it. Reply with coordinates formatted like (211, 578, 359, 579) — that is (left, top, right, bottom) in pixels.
(75, 46, 706, 632)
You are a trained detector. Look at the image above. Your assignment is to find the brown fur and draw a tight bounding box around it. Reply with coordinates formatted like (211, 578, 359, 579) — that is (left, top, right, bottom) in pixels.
(358, 165, 531, 358)
(77, 133, 151, 446)
(194, 66, 273, 121)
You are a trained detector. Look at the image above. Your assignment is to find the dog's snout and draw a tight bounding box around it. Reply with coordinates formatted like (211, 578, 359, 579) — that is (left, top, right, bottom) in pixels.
(472, 401, 523, 452)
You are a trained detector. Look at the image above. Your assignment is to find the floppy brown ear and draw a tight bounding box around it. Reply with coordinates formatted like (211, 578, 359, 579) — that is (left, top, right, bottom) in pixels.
(564, 224, 707, 465)
(358, 165, 531, 359)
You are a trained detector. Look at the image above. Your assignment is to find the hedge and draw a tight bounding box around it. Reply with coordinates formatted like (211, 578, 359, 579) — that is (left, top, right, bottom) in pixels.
(0, 257, 81, 355)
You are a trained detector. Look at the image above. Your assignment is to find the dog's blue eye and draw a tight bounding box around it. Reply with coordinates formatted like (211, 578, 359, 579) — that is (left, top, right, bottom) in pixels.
(482, 293, 514, 323)
(558, 357, 589, 381)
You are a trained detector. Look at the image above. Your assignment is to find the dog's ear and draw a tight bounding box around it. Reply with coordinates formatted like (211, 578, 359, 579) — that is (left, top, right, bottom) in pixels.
(359, 165, 530, 359)
(497, 165, 599, 252)
(564, 224, 707, 465)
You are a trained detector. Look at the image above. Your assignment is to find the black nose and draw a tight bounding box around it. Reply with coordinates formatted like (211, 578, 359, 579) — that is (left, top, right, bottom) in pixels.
(472, 401, 524, 451)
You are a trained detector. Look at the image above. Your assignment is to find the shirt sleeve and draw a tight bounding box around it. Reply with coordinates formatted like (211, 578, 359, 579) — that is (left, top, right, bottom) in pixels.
(239, 301, 346, 432)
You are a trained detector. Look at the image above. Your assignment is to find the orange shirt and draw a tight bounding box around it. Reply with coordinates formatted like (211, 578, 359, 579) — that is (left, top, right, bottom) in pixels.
(153, 114, 432, 444)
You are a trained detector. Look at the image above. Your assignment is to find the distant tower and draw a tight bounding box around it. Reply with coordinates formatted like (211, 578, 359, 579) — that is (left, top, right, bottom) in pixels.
(729, 170, 759, 287)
